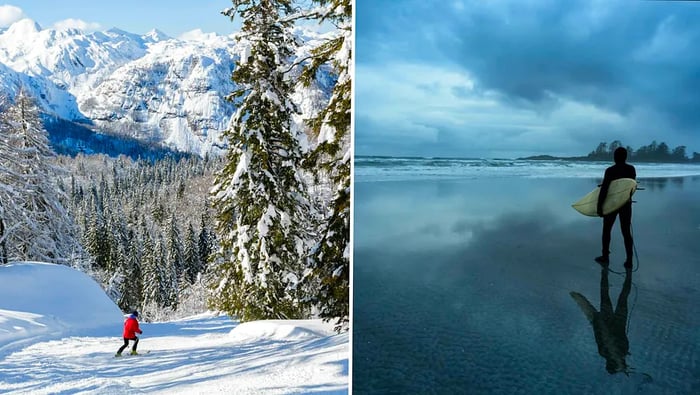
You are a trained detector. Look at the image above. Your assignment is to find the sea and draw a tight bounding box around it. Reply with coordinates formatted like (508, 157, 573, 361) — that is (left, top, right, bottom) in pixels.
(353, 156, 700, 394)
(355, 156, 700, 182)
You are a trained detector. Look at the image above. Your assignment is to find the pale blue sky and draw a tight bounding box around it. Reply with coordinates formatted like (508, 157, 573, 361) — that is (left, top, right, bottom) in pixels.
(2, 1, 242, 37)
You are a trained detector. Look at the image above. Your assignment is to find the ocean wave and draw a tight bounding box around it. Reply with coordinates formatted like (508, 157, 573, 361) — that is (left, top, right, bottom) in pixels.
(354, 156, 700, 182)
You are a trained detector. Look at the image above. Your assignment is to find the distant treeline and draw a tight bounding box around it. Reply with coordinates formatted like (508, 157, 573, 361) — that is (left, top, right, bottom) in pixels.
(44, 117, 190, 162)
(584, 140, 700, 163)
(522, 140, 700, 162)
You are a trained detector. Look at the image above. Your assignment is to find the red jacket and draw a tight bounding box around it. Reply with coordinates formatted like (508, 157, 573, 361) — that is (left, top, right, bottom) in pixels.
(123, 315, 142, 338)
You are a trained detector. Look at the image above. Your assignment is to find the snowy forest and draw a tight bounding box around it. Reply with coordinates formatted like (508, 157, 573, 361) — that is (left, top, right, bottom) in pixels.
(0, 0, 350, 331)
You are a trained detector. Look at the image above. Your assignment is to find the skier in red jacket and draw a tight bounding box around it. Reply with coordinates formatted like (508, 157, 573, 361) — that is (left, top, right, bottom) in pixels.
(115, 310, 143, 357)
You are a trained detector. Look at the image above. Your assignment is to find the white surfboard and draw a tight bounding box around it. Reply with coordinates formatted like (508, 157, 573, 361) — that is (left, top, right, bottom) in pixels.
(572, 178, 637, 217)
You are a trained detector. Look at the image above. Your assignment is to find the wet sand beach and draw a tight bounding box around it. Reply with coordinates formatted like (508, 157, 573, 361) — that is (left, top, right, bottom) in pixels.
(353, 175, 700, 394)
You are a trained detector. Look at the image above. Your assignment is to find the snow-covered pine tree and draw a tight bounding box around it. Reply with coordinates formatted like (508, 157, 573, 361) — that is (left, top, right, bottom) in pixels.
(210, 0, 313, 321)
(166, 213, 185, 281)
(299, 0, 352, 332)
(198, 210, 214, 271)
(0, 95, 17, 264)
(85, 210, 111, 271)
(116, 228, 143, 312)
(64, 153, 219, 319)
(184, 222, 201, 284)
(0, 104, 15, 264)
(140, 225, 159, 316)
(0, 89, 82, 264)
(142, 231, 178, 315)
(156, 233, 179, 309)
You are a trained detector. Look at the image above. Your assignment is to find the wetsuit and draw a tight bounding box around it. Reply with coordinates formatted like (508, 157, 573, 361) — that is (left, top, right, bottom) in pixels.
(597, 150, 636, 262)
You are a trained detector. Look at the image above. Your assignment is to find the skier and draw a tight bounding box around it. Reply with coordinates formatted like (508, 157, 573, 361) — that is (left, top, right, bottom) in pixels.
(115, 310, 143, 357)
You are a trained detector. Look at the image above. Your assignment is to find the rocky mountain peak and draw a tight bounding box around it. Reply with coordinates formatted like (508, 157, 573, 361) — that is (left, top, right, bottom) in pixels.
(0, 23, 333, 157)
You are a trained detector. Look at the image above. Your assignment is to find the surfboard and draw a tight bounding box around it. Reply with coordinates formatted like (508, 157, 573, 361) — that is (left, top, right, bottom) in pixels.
(572, 178, 637, 217)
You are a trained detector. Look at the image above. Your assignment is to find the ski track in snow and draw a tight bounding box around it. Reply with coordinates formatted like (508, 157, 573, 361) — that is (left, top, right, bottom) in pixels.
(0, 315, 348, 394)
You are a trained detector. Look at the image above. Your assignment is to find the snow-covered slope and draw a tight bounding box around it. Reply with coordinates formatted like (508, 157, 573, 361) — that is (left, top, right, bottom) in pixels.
(0, 19, 333, 156)
(0, 57, 85, 121)
(0, 262, 122, 347)
(0, 262, 349, 393)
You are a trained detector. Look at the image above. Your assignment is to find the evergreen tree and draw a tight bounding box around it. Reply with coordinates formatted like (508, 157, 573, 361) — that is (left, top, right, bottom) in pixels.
(141, 228, 158, 306)
(299, 0, 352, 332)
(608, 140, 622, 154)
(0, 99, 17, 264)
(166, 213, 185, 280)
(85, 211, 110, 271)
(117, 229, 142, 312)
(198, 211, 214, 273)
(672, 145, 687, 161)
(588, 142, 608, 159)
(211, 0, 312, 321)
(159, 233, 179, 309)
(184, 222, 201, 284)
(63, 151, 220, 319)
(657, 142, 670, 157)
(0, 89, 82, 264)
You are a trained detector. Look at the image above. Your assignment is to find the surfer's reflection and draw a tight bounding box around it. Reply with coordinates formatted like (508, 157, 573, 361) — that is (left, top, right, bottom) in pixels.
(570, 268, 633, 374)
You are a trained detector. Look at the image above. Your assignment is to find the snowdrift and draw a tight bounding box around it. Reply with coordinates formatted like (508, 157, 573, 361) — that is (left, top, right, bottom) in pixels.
(229, 320, 338, 343)
(0, 262, 122, 346)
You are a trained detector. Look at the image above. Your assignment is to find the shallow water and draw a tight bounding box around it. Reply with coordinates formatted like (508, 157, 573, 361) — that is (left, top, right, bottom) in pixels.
(353, 175, 700, 394)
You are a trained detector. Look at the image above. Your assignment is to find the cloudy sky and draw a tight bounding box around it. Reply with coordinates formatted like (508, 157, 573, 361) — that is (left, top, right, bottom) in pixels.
(0, 1, 241, 38)
(356, 0, 700, 159)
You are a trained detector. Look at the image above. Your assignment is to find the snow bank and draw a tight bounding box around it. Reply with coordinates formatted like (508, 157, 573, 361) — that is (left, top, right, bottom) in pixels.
(228, 319, 337, 343)
(0, 262, 122, 346)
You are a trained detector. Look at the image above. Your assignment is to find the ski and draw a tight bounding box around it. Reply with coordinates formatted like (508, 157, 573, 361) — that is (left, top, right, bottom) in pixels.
(114, 350, 151, 358)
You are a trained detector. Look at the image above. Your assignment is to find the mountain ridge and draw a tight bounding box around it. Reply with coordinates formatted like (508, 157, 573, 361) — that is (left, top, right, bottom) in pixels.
(0, 18, 332, 157)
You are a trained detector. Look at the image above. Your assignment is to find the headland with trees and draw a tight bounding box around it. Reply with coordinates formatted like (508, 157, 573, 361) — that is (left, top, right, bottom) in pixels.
(521, 140, 700, 163)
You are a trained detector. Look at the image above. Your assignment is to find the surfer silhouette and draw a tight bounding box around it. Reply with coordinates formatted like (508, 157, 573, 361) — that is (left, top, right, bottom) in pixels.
(595, 147, 636, 268)
(570, 267, 633, 374)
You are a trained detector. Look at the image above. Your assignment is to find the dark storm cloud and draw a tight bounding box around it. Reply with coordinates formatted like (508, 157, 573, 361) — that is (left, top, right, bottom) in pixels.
(356, 0, 700, 155)
(437, 1, 700, 129)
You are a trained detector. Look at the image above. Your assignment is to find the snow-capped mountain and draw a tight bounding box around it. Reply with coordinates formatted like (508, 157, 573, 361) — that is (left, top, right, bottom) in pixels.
(0, 19, 332, 157)
(0, 49, 84, 121)
(80, 38, 237, 155)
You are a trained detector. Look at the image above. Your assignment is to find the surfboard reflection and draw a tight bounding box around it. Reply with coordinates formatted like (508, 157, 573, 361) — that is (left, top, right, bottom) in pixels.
(570, 268, 633, 374)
